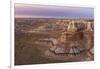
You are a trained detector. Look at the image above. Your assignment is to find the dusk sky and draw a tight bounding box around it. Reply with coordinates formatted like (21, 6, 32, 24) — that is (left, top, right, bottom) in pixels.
(15, 3, 94, 19)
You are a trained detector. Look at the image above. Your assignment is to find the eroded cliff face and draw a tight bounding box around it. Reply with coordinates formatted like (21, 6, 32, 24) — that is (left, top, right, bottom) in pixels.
(45, 20, 94, 61)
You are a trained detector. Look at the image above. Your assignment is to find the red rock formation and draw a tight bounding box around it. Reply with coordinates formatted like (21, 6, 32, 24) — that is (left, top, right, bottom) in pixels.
(45, 20, 94, 61)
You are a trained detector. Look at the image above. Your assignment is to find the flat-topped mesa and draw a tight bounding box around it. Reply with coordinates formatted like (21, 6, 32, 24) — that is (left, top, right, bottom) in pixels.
(45, 20, 94, 60)
(45, 21, 94, 59)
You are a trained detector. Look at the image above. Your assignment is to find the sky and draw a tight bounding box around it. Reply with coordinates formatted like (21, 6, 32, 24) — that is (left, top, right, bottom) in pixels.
(15, 3, 94, 19)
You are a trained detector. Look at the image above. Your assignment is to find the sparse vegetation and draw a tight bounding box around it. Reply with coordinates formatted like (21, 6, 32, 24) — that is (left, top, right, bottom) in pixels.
(15, 18, 94, 65)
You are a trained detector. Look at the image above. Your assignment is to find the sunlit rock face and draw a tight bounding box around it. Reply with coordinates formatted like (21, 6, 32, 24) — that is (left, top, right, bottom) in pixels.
(45, 20, 94, 61)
